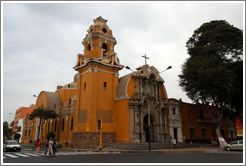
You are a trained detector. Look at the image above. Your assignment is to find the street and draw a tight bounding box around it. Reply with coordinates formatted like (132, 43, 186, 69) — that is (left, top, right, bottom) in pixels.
(2, 147, 243, 163)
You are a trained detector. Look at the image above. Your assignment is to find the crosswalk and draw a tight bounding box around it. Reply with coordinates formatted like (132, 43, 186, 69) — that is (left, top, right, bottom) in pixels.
(3, 151, 119, 159)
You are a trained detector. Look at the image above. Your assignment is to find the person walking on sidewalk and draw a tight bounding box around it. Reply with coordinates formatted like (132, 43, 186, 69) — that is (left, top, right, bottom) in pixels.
(52, 139, 57, 156)
(44, 139, 48, 155)
(173, 138, 177, 149)
(35, 139, 41, 155)
(46, 138, 54, 157)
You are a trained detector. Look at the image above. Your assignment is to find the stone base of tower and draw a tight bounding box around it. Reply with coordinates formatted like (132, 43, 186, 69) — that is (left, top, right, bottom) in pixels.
(72, 132, 116, 148)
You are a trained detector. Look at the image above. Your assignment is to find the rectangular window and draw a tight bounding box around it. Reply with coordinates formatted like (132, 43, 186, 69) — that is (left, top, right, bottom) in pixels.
(173, 107, 176, 115)
(17, 126, 21, 132)
(199, 110, 203, 119)
(84, 82, 86, 91)
(103, 82, 107, 90)
(71, 117, 74, 131)
(188, 110, 192, 117)
(202, 128, 206, 138)
(62, 119, 65, 131)
(190, 128, 194, 138)
(54, 120, 57, 132)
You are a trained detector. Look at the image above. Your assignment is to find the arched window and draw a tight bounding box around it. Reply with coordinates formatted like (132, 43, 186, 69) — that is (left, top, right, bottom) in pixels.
(84, 82, 86, 91)
(87, 44, 91, 51)
(102, 43, 107, 54)
(102, 27, 107, 33)
(48, 122, 50, 132)
(54, 120, 57, 132)
(62, 118, 65, 131)
(103, 82, 107, 90)
(71, 117, 74, 131)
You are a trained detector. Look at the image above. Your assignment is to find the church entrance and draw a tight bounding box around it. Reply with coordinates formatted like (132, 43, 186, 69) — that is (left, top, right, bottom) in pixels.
(174, 128, 178, 141)
(143, 114, 155, 142)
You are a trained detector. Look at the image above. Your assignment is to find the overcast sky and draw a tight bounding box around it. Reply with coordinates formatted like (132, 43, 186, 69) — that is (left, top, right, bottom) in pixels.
(2, 2, 244, 124)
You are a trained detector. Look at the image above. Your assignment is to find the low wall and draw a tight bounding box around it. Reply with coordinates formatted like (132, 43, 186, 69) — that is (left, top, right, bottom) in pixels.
(72, 132, 116, 148)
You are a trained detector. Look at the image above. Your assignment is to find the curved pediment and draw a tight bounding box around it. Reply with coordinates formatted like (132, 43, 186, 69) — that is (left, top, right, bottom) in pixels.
(133, 65, 164, 83)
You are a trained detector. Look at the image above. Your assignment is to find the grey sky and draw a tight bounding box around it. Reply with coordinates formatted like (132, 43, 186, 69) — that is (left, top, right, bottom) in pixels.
(2, 2, 244, 124)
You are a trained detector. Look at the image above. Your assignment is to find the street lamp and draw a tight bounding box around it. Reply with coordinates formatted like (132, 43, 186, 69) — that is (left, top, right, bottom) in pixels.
(148, 99, 151, 151)
(125, 66, 134, 72)
(159, 66, 172, 74)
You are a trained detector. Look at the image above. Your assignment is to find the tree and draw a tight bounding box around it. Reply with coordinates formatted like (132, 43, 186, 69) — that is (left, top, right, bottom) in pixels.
(179, 20, 243, 148)
(228, 60, 243, 120)
(28, 107, 58, 141)
(3, 121, 12, 140)
(186, 20, 243, 60)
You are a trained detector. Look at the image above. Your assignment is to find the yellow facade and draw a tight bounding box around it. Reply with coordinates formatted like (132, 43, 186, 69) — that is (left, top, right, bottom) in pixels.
(22, 17, 236, 148)
(22, 17, 170, 147)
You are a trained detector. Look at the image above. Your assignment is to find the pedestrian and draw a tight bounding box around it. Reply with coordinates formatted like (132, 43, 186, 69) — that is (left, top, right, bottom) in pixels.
(53, 139, 57, 155)
(183, 136, 186, 143)
(56, 140, 59, 152)
(173, 138, 177, 149)
(44, 139, 48, 155)
(46, 138, 54, 157)
(35, 138, 41, 155)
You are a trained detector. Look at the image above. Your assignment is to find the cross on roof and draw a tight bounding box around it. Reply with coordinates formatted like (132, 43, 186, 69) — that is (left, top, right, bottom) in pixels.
(141, 54, 149, 65)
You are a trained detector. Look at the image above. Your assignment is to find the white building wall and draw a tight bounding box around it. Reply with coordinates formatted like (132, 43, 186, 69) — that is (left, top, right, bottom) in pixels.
(168, 100, 183, 143)
(17, 119, 24, 143)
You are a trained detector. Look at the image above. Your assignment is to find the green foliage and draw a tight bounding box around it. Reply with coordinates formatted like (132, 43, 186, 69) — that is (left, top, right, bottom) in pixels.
(28, 107, 58, 120)
(28, 106, 58, 141)
(179, 56, 233, 106)
(186, 20, 243, 60)
(46, 132, 56, 140)
(10, 121, 14, 128)
(3, 121, 12, 140)
(228, 61, 243, 113)
(179, 20, 243, 115)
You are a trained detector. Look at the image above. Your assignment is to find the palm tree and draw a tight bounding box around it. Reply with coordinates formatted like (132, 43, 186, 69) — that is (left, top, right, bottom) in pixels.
(28, 107, 58, 141)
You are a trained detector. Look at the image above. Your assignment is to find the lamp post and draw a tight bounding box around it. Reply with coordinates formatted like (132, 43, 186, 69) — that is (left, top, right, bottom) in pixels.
(159, 66, 172, 74)
(33, 94, 41, 140)
(148, 98, 151, 151)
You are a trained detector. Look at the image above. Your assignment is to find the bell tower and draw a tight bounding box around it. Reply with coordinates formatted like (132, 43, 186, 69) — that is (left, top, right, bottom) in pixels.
(73, 17, 124, 142)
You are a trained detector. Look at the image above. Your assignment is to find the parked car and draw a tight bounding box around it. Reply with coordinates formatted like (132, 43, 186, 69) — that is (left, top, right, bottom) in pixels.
(3, 140, 21, 152)
(224, 140, 243, 151)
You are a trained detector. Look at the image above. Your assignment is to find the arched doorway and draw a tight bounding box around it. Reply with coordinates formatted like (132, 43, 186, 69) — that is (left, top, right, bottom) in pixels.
(143, 114, 155, 142)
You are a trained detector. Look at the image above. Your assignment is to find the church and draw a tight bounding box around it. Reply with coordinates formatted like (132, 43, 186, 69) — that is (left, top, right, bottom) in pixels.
(22, 17, 236, 148)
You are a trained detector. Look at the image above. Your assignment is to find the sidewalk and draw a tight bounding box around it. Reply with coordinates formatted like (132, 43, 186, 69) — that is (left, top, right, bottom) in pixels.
(61, 145, 221, 153)
(21, 143, 242, 155)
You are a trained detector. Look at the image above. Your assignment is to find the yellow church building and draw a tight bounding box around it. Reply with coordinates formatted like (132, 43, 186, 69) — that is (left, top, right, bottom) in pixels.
(22, 17, 169, 147)
(22, 17, 236, 148)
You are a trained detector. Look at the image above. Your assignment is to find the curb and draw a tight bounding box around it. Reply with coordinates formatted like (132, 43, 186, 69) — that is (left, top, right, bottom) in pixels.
(73, 149, 207, 154)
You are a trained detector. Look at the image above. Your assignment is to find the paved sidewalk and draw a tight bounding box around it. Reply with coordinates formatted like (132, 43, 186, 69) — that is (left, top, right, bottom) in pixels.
(21, 143, 242, 155)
